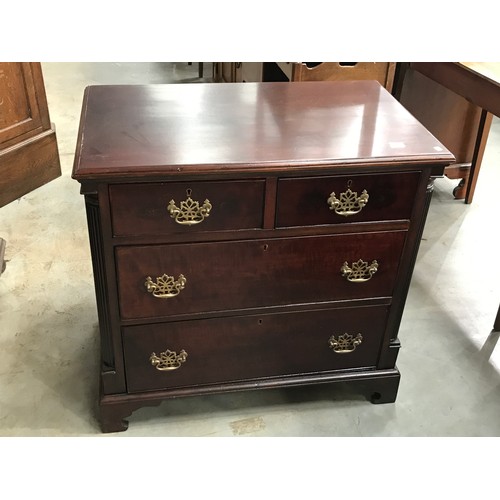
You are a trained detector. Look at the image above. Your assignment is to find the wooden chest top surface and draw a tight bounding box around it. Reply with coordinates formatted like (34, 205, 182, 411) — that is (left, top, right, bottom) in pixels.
(72, 81, 454, 180)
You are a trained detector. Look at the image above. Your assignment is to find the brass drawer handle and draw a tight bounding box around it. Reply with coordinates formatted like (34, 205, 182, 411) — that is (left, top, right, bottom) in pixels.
(150, 349, 188, 371)
(145, 274, 186, 298)
(167, 189, 212, 225)
(341, 259, 378, 282)
(329, 333, 363, 354)
(327, 188, 369, 216)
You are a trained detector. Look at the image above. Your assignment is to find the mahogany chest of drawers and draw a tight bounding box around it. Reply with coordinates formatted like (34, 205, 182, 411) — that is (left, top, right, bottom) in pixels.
(72, 81, 454, 432)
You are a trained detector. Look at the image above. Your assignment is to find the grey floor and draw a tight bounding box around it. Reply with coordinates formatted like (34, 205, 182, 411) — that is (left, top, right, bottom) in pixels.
(1, 62, 500, 436)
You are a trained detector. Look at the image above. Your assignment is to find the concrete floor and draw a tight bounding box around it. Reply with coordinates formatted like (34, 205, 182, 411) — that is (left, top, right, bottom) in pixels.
(1, 62, 500, 436)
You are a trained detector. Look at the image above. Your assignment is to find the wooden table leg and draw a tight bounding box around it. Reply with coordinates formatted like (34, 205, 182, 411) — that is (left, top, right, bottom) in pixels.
(444, 164, 471, 199)
(465, 109, 493, 204)
(0, 237, 6, 276)
(494, 304, 500, 331)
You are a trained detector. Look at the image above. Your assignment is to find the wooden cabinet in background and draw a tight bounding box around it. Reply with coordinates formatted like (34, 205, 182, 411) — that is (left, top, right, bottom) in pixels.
(215, 62, 396, 91)
(276, 62, 396, 90)
(395, 64, 492, 202)
(0, 62, 61, 208)
(214, 62, 263, 83)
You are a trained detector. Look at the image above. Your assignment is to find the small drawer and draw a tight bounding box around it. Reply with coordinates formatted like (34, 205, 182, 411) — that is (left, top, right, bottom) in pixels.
(276, 172, 420, 228)
(122, 305, 389, 393)
(109, 180, 266, 237)
(115, 231, 406, 320)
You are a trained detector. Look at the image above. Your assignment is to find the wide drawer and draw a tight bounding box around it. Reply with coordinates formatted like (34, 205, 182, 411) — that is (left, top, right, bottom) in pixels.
(109, 180, 266, 237)
(115, 231, 406, 320)
(276, 172, 420, 227)
(122, 305, 389, 393)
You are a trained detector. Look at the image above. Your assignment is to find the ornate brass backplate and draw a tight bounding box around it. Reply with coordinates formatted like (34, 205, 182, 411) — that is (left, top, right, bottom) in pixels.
(150, 349, 188, 371)
(328, 333, 363, 353)
(341, 259, 378, 282)
(145, 274, 187, 298)
(327, 188, 369, 216)
(167, 189, 212, 225)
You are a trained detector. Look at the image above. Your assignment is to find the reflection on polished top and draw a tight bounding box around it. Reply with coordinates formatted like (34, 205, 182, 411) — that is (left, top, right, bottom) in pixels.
(72, 81, 454, 179)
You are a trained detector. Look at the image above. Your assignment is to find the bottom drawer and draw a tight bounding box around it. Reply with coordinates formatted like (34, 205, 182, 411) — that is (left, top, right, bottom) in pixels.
(123, 305, 389, 393)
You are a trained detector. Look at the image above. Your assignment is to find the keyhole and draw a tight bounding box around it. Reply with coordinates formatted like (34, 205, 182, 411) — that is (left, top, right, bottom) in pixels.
(258, 319, 263, 325)
(186, 188, 192, 197)
(347, 179, 353, 188)
(263, 244, 269, 251)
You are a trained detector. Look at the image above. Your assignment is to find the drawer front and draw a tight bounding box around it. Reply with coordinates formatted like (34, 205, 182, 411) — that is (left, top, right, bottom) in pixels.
(109, 180, 266, 237)
(276, 172, 420, 227)
(123, 305, 389, 393)
(116, 231, 406, 320)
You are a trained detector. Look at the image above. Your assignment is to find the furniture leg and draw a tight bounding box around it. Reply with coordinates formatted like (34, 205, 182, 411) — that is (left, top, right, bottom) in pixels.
(346, 370, 401, 404)
(187, 62, 204, 78)
(99, 404, 131, 433)
(0, 237, 6, 276)
(465, 109, 493, 204)
(367, 371, 401, 404)
(443, 164, 471, 200)
(100, 393, 166, 433)
(494, 304, 500, 332)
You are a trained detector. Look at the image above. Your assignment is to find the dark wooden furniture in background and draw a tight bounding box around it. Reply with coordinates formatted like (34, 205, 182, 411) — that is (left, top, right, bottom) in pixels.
(0, 62, 61, 208)
(0, 62, 61, 278)
(394, 63, 494, 203)
(214, 62, 396, 91)
(408, 63, 500, 206)
(276, 62, 396, 89)
(405, 62, 500, 331)
(73, 81, 454, 432)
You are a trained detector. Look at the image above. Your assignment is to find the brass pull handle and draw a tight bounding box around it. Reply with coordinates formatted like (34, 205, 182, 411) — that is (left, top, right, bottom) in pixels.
(329, 333, 363, 354)
(327, 188, 369, 216)
(150, 349, 188, 371)
(167, 189, 212, 225)
(145, 274, 186, 298)
(341, 259, 378, 282)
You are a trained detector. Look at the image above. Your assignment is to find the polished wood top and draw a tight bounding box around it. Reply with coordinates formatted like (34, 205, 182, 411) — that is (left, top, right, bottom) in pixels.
(73, 81, 454, 180)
